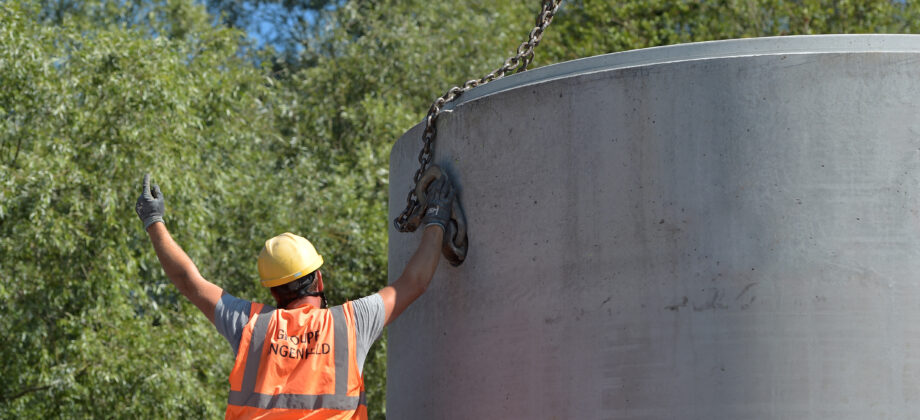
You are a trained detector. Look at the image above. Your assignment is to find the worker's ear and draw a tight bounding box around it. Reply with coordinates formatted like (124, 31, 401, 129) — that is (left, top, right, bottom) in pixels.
(315, 270, 323, 292)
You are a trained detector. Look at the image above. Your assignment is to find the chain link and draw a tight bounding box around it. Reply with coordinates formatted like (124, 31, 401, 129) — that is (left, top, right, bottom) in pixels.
(394, 0, 563, 232)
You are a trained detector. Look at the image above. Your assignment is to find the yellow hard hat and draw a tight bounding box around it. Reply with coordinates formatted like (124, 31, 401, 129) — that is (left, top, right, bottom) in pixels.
(257, 233, 324, 288)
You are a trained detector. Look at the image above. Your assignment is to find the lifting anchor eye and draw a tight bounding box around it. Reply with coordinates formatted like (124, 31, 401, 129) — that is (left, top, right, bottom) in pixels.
(406, 165, 468, 266)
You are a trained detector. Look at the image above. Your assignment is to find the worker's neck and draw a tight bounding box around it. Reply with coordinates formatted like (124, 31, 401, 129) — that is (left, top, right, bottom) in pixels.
(284, 295, 323, 310)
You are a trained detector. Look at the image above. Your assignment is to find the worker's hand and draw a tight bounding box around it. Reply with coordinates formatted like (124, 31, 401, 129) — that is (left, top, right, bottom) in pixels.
(421, 176, 454, 231)
(135, 173, 165, 231)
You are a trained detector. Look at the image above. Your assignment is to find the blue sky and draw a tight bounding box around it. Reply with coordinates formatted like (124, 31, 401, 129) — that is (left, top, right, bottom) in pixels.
(237, 2, 319, 52)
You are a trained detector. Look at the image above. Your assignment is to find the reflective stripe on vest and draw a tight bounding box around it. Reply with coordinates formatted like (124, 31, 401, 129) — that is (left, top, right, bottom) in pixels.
(227, 304, 366, 414)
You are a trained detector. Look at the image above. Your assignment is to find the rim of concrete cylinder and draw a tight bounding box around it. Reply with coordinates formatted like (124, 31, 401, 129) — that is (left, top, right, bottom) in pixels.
(442, 34, 920, 112)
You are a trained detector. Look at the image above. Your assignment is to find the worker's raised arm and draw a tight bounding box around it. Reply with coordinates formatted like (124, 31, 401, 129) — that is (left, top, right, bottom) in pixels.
(136, 174, 223, 324)
(378, 177, 454, 326)
(379, 226, 444, 325)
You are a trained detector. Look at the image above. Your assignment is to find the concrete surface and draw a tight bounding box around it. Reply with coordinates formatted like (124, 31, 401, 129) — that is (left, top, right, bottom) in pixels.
(387, 35, 920, 419)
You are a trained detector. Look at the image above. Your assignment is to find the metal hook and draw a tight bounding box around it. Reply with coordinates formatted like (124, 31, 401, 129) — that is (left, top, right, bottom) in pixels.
(443, 195, 468, 266)
(397, 165, 445, 232)
(401, 165, 468, 266)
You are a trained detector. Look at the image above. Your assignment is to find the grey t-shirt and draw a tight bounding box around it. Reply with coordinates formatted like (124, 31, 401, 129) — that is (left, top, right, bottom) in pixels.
(214, 293, 385, 374)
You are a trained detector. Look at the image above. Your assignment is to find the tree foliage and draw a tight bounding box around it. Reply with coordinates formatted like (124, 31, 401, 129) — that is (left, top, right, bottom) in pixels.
(543, 0, 920, 61)
(2, 0, 919, 418)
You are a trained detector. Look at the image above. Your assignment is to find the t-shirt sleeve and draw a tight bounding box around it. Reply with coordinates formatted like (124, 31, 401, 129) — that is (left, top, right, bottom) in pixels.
(214, 293, 252, 355)
(351, 293, 386, 374)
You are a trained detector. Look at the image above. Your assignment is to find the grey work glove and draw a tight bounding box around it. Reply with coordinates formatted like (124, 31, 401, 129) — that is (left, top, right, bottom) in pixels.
(421, 176, 454, 231)
(135, 173, 165, 230)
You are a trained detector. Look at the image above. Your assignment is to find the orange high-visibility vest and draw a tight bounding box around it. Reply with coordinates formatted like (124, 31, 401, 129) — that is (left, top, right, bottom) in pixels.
(225, 302, 367, 420)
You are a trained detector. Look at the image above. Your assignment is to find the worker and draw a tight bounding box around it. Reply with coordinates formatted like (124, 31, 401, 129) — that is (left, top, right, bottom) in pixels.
(135, 173, 455, 419)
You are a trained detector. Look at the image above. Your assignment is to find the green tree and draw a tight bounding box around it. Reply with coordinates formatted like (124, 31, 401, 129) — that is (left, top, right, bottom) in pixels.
(4, 0, 920, 418)
(542, 0, 920, 60)
(0, 0, 289, 416)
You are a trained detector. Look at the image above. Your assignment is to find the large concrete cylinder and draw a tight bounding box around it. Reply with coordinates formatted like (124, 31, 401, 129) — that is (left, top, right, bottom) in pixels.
(387, 35, 920, 419)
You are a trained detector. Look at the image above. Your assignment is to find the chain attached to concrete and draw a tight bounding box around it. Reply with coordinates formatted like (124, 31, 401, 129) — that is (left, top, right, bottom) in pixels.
(409, 166, 468, 266)
(393, 0, 563, 265)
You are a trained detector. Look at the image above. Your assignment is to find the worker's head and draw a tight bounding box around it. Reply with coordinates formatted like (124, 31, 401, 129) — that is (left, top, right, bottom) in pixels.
(258, 233, 326, 308)
(269, 270, 325, 309)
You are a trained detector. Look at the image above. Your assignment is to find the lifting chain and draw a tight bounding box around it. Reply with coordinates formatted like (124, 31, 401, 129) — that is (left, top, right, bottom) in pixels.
(393, 0, 563, 265)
